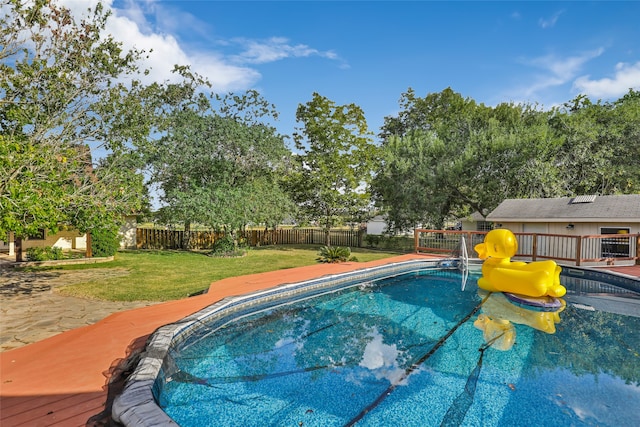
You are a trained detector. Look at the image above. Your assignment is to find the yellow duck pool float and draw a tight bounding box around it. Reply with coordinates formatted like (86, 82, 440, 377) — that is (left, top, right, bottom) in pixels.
(474, 229, 566, 298)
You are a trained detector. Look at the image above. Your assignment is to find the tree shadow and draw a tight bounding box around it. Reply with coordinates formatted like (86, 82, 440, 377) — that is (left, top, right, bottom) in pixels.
(0, 271, 62, 295)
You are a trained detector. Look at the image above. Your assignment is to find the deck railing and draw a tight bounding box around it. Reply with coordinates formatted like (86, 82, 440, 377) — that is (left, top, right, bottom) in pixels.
(414, 229, 640, 266)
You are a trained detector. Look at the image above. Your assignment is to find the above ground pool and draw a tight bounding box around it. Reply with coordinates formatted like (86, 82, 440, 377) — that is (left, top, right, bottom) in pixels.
(113, 261, 640, 426)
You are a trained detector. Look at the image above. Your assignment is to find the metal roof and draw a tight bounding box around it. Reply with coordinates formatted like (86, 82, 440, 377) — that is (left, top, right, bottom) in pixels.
(487, 194, 640, 222)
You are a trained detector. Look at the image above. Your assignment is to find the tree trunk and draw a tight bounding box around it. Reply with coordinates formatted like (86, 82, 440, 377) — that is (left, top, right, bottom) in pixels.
(182, 221, 191, 250)
(15, 237, 23, 262)
(85, 232, 93, 258)
(231, 229, 239, 250)
(324, 228, 331, 247)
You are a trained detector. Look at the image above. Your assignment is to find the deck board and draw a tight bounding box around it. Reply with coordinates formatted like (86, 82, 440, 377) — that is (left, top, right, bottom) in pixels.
(1, 393, 104, 426)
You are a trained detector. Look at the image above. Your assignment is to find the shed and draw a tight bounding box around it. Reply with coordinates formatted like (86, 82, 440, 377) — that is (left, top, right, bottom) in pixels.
(488, 194, 640, 263)
(460, 212, 492, 232)
(366, 215, 389, 235)
(487, 194, 640, 235)
(365, 215, 419, 236)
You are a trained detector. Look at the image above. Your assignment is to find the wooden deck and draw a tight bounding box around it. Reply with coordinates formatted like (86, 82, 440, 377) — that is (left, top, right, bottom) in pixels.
(1, 256, 637, 426)
(594, 264, 640, 278)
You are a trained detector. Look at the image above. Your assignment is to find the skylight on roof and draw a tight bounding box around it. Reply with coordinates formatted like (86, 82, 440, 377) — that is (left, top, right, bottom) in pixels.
(571, 195, 597, 204)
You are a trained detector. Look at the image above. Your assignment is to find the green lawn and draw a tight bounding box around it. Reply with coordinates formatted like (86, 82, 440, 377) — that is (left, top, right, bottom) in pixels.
(54, 246, 402, 302)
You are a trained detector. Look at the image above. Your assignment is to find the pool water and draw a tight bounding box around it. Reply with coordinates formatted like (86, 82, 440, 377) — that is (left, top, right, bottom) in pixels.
(156, 269, 640, 426)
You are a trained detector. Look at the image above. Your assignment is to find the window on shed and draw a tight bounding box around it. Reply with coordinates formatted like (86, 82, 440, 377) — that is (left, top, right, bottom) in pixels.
(476, 221, 493, 231)
(600, 227, 631, 259)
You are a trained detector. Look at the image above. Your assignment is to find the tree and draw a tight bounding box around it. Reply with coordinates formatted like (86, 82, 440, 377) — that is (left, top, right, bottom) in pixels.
(371, 131, 451, 231)
(289, 93, 379, 246)
(374, 88, 563, 230)
(146, 91, 294, 248)
(1, 0, 149, 256)
(551, 90, 640, 195)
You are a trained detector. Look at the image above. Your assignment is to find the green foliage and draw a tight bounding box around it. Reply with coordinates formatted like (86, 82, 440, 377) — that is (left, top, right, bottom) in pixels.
(147, 92, 295, 235)
(26, 246, 64, 261)
(288, 93, 379, 246)
(209, 235, 247, 257)
(364, 234, 381, 247)
(363, 234, 414, 251)
(212, 235, 237, 254)
(374, 87, 640, 232)
(91, 227, 121, 257)
(551, 90, 640, 194)
(316, 246, 356, 263)
(1, 0, 149, 238)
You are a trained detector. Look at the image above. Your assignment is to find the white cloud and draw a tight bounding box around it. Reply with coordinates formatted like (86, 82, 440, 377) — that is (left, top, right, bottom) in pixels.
(232, 37, 339, 65)
(56, 0, 338, 93)
(516, 48, 604, 97)
(109, 0, 153, 34)
(538, 10, 564, 29)
(573, 61, 640, 98)
(529, 48, 604, 81)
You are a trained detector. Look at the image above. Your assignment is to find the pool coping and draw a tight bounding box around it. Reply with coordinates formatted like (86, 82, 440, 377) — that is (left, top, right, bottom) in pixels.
(112, 259, 442, 425)
(560, 264, 640, 293)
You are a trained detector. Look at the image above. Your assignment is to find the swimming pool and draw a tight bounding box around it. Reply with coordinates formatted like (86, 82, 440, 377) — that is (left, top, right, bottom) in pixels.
(113, 261, 640, 426)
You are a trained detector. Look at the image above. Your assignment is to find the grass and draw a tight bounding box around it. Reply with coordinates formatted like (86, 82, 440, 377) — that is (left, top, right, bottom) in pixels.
(52, 245, 402, 302)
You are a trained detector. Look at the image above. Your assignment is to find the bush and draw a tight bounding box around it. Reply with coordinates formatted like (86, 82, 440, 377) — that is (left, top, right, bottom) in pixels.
(363, 234, 414, 251)
(364, 234, 381, 247)
(316, 246, 357, 263)
(26, 246, 64, 261)
(209, 235, 247, 257)
(91, 227, 120, 257)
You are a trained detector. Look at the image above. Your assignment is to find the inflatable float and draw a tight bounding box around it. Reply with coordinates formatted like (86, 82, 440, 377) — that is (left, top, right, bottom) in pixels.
(503, 292, 563, 311)
(474, 229, 566, 299)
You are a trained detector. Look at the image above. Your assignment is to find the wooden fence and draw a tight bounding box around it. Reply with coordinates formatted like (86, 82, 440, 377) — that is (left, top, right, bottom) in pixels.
(415, 229, 640, 266)
(136, 228, 364, 250)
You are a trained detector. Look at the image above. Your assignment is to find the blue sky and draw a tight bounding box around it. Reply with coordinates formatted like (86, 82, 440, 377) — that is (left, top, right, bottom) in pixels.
(75, 1, 640, 145)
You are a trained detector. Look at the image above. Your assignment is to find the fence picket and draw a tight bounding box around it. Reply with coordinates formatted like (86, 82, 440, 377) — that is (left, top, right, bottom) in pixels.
(136, 228, 365, 250)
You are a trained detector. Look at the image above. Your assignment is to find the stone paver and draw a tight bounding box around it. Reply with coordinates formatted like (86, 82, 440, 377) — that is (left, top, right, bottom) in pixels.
(0, 268, 158, 351)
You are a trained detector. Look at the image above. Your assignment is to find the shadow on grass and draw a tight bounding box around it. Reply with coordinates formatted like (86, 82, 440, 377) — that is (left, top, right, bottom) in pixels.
(121, 249, 189, 256)
(250, 244, 323, 252)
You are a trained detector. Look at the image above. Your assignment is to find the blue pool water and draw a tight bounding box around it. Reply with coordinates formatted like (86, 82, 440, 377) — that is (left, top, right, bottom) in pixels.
(156, 269, 640, 426)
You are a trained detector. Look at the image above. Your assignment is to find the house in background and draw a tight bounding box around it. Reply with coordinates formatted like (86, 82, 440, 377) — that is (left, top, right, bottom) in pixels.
(1, 215, 138, 261)
(1, 229, 87, 258)
(366, 215, 423, 236)
(487, 194, 640, 235)
(487, 194, 640, 264)
(118, 215, 138, 249)
(460, 212, 492, 232)
(366, 215, 389, 235)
